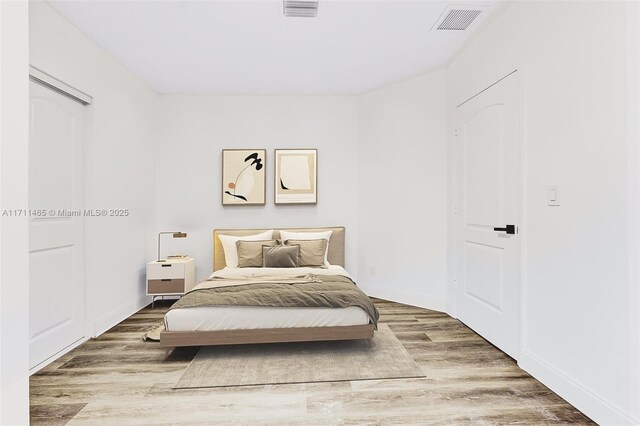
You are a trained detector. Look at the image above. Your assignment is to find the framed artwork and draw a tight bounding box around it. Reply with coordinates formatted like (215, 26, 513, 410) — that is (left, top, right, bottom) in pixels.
(222, 149, 266, 205)
(274, 149, 317, 204)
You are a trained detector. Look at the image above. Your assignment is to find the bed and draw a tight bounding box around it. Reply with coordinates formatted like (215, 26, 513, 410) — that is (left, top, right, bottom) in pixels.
(159, 227, 377, 347)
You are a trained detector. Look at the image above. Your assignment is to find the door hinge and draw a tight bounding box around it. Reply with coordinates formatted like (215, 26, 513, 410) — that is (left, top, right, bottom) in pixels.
(454, 128, 458, 137)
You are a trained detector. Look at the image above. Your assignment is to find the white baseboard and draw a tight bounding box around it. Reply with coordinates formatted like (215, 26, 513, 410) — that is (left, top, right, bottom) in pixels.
(519, 350, 638, 425)
(93, 294, 151, 337)
(362, 285, 447, 313)
(29, 336, 88, 375)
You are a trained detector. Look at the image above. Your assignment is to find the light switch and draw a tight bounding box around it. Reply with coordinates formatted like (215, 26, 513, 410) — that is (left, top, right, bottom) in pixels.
(547, 185, 560, 206)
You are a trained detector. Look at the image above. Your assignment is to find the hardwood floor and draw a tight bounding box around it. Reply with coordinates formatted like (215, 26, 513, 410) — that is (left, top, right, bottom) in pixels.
(30, 299, 594, 425)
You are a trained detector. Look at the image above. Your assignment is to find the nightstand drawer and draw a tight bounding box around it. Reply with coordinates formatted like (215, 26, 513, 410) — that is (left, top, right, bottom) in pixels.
(147, 262, 185, 279)
(148, 279, 185, 294)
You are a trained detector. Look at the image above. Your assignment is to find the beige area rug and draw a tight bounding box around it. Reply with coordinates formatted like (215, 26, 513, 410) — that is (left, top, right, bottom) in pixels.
(142, 323, 165, 341)
(174, 324, 424, 389)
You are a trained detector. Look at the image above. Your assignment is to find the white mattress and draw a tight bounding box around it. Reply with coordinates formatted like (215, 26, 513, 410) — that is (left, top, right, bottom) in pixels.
(164, 266, 370, 332)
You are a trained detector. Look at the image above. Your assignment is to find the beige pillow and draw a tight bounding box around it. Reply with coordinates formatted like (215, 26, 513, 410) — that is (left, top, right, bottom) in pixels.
(285, 239, 327, 267)
(219, 230, 274, 268)
(263, 245, 299, 268)
(236, 240, 278, 268)
(279, 230, 332, 266)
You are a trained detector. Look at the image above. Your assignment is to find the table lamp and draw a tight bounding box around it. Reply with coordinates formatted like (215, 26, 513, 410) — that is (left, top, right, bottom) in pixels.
(157, 231, 187, 262)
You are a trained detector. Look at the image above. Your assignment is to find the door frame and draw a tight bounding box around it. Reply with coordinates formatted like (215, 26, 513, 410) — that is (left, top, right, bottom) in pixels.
(28, 66, 92, 374)
(449, 68, 527, 355)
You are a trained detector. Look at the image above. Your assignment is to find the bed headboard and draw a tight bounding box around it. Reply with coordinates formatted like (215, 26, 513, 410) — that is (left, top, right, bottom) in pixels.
(213, 227, 345, 271)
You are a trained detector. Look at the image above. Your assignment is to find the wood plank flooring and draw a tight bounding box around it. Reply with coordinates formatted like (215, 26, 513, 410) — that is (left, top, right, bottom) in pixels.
(30, 299, 595, 425)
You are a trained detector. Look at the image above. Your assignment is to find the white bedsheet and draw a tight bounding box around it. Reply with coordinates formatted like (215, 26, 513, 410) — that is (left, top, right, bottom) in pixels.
(164, 305, 369, 331)
(164, 266, 369, 332)
(209, 265, 353, 280)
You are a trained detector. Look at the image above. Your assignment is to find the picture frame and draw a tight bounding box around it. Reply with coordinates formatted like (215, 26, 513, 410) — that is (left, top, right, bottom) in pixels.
(221, 149, 266, 206)
(274, 148, 318, 205)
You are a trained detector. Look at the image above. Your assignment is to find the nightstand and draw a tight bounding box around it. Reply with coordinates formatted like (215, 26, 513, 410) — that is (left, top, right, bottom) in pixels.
(147, 257, 196, 308)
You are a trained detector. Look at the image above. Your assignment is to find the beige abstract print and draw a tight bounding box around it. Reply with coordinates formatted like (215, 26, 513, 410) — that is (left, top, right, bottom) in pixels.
(222, 149, 266, 205)
(275, 149, 317, 204)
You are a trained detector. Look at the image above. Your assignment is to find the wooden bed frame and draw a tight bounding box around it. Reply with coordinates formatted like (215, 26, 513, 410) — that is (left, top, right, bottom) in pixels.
(159, 227, 375, 347)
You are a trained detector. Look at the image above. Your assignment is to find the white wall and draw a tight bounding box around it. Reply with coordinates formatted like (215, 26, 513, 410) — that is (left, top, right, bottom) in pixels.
(156, 95, 359, 281)
(357, 70, 448, 311)
(628, 1, 640, 418)
(29, 2, 157, 337)
(448, 1, 639, 424)
(0, 1, 30, 423)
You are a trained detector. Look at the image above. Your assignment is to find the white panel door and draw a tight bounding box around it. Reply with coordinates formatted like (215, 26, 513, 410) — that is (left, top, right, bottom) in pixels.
(29, 80, 85, 369)
(455, 72, 520, 359)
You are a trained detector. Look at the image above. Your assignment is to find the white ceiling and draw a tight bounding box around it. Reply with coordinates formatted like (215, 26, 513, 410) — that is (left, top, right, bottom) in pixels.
(50, 0, 502, 95)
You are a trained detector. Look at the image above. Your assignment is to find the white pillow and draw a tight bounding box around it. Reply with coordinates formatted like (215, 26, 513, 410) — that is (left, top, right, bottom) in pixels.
(219, 230, 274, 268)
(279, 230, 333, 266)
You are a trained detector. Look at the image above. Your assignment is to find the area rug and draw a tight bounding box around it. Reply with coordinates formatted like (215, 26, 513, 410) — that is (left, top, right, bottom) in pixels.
(142, 322, 164, 341)
(174, 324, 424, 389)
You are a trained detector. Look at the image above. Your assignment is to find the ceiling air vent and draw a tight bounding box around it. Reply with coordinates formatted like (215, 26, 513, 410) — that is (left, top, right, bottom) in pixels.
(432, 5, 487, 31)
(283, 0, 319, 18)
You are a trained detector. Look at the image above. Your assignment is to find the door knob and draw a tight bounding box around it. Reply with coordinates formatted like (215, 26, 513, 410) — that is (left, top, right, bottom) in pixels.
(493, 224, 516, 234)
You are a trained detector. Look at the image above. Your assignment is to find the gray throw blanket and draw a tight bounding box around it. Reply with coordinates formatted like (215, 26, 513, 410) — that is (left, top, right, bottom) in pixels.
(170, 274, 379, 328)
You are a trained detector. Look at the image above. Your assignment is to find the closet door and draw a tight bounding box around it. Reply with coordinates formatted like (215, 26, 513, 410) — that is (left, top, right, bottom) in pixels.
(29, 80, 86, 370)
